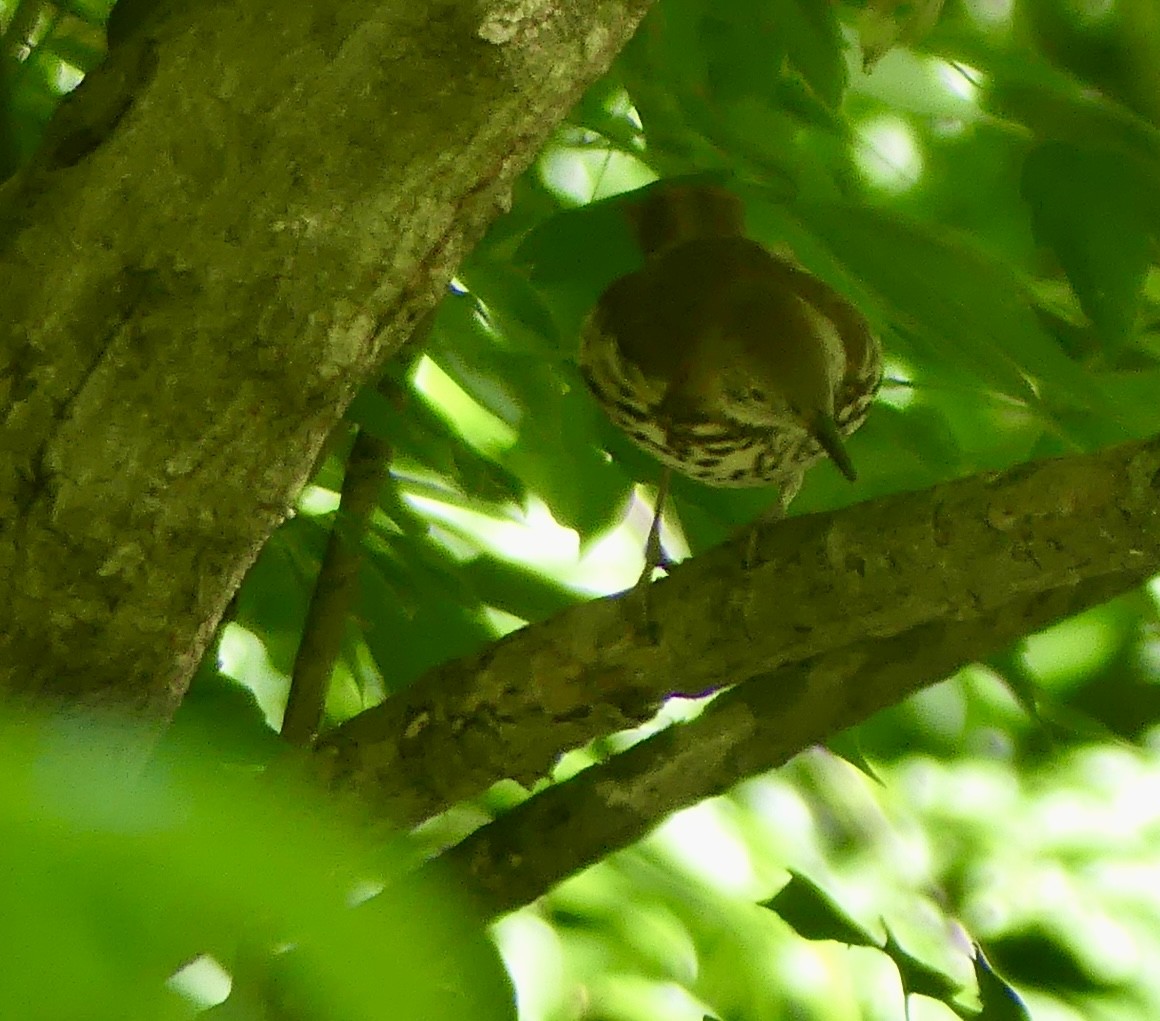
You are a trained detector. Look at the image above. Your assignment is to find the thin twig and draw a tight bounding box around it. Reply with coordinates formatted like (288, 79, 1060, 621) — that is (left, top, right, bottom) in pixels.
(281, 428, 391, 746)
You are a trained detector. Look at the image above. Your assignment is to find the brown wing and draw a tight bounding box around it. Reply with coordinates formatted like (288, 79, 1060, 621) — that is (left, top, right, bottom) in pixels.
(761, 255, 883, 430)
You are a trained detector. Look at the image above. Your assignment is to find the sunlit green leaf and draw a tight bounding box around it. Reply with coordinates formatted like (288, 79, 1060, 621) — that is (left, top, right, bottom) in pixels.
(0, 717, 515, 1021)
(973, 946, 1032, 1021)
(762, 872, 879, 948)
(883, 928, 962, 1005)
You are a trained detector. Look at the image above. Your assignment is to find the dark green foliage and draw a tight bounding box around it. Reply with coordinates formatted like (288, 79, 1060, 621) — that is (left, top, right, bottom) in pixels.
(7, 0, 1160, 1018)
(1022, 142, 1158, 348)
(188, 0, 1160, 1012)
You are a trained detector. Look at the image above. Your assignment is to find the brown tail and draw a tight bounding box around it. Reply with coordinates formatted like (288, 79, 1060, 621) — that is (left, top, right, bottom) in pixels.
(624, 183, 746, 258)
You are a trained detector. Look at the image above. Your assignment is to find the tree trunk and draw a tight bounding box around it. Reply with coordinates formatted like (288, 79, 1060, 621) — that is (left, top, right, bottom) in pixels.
(0, 0, 651, 745)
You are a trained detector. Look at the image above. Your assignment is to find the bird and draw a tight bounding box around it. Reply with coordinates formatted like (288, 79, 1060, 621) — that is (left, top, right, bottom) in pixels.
(578, 182, 882, 577)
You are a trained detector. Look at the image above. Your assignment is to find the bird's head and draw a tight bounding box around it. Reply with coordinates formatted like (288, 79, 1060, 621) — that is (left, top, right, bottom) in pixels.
(713, 257, 858, 482)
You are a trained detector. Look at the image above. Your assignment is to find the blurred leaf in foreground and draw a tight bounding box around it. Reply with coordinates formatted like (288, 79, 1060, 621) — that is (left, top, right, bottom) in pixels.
(0, 711, 515, 1021)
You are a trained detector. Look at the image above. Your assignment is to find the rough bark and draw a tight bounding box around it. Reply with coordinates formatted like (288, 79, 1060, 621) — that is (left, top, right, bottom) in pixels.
(443, 571, 1140, 916)
(0, 0, 651, 732)
(316, 434, 1160, 826)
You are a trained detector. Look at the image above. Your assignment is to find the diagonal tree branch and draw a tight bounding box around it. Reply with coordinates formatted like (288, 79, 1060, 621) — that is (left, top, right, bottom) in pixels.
(441, 570, 1142, 916)
(0, 1, 652, 741)
(315, 434, 1160, 826)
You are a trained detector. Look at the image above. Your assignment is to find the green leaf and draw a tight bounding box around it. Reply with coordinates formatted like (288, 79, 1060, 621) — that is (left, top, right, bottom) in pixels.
(699, 9, 788, 105)
(987, 67, 1160, 169)
(1021, 142, 1157, 347)
(771, 0, 848, 108)
(0, 716, 515, 1021)
(458, 259, 562, 356)
(1093, 368, 1160, 438)
(883, 928, 962, 1005)
(347, 385, 526, 508)
(795, 202, 1128, 434)
(58, 0, 112, 25)
(233, 519, 329, 676)
(825, 731, 884, 786)
(569, 75, 647, 152)
(45, 29, 107, 73)
(162, 662, 281, 768)
(503, 381, 630, 539)
(985, 927, 1112, 993)
(428, 289, 527, 428)
(516, 188, 644, 309)
(761, 872, 879, 948)
(973, 946, 1032, 1021)
(359, 538, 494, 695)
(460, 555, 583, 623)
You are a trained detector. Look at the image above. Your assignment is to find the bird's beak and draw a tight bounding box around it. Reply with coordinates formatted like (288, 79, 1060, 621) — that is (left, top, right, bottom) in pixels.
(809, 412, 857, 482)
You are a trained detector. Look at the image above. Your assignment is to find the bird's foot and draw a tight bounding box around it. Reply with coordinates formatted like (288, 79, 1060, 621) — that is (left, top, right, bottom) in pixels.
(742, 479, 797, 569)
(742, 519, 775, 571)
(626, 559, 669, 644)
(626, 471, 673, 639)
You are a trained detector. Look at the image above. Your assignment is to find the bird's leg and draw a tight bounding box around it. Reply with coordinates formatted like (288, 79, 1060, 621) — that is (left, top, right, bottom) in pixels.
(743, 469, 803, 569)
(639, 467, 674, 588)
(626, 468, 673, 638)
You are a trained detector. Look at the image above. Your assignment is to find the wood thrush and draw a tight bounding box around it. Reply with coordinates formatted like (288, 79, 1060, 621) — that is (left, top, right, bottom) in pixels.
(579, 183, 882, 572)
